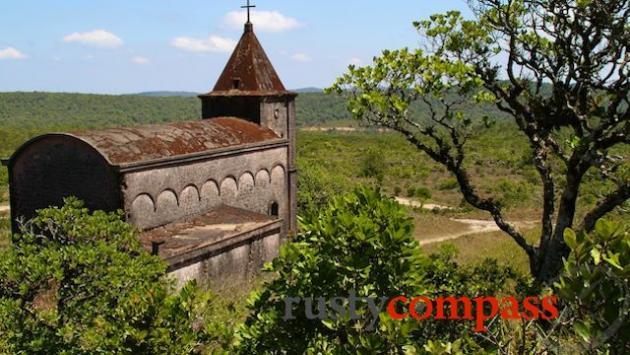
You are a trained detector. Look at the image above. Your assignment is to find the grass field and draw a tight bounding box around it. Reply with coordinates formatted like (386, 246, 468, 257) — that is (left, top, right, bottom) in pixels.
(0, 214, 9, 249)
(422, 227, 540, 275)
(297, 126, 550, 218)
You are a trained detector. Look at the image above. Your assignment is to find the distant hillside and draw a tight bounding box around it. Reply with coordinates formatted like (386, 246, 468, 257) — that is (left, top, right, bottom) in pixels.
(0, 92, 200, 130)
(0, 91, 355, 130)
(134, 91, 199, 97)
(0, 90, 506, 155)
(134, 88, 323, 96)
(294, 87, 323, 93)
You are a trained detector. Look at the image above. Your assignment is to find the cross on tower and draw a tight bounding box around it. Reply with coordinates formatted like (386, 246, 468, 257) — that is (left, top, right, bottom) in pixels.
(242, 0, 256, 24)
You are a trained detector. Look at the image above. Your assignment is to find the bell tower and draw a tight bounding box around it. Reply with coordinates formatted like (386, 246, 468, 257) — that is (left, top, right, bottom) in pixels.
(198, 14, 298, 138)
(198, 6, 298, 232)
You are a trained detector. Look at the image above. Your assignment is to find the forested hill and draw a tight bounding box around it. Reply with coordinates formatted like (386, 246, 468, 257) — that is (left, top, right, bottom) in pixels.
(0, 91, 353, 130)
(0, 90, 506, 128)
(0, 92, 200, 130)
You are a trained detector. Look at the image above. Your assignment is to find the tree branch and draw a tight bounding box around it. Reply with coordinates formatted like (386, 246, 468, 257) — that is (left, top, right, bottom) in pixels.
(581, 183, 630, 232)
(393, 124, 537, 258)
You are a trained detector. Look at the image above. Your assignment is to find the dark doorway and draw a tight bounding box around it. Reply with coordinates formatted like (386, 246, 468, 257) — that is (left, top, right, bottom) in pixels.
(269, 201, 279, 217)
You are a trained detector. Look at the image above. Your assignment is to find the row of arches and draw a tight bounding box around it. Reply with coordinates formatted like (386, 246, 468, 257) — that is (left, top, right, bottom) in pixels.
(129, 165, 286, 230)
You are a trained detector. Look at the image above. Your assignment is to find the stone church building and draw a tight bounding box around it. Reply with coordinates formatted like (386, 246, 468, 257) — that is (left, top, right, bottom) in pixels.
(5, 20, 298, 286)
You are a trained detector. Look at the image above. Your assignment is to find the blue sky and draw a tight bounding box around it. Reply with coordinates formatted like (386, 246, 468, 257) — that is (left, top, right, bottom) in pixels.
(0, 0, 473, 94)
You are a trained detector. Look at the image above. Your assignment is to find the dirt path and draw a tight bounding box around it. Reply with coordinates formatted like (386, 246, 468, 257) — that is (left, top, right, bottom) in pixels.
(300, 126, 391, 133)
(418, 219, 503, 245)
(394, 197, 451, 211)
(395, 197, 535, 245)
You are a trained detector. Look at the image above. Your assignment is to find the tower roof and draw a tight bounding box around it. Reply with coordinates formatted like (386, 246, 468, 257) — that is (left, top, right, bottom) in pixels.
(201, 23, 295, 97)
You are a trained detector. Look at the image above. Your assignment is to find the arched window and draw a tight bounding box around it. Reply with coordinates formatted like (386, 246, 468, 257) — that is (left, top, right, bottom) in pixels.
(269, 201, 279, 217)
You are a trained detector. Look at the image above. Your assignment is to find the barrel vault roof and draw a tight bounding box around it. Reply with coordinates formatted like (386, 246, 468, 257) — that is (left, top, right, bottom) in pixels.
(19, 117, 283, 167)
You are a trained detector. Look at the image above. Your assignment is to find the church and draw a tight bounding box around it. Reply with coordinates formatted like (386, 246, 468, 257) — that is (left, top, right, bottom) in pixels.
(5, 14, 298, 286)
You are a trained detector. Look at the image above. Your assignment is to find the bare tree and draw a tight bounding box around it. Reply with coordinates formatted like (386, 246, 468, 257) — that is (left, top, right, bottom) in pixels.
(329, 0, 629, 282)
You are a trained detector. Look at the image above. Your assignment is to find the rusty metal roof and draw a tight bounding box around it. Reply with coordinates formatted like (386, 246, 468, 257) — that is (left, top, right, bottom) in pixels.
(201, 23, 295, 97)
(65, 117, 280, 166)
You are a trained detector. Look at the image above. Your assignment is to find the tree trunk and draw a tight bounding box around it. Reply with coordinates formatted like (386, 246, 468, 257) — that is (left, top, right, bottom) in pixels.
(536, 173, 581, 282)
(536, 232, 570, 282)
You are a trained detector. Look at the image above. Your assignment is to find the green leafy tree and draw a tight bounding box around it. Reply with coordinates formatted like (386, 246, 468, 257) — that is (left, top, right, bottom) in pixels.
(0, 198, 213, 354)
(329, 0, 630, 282)
(230, 188, 521, 353)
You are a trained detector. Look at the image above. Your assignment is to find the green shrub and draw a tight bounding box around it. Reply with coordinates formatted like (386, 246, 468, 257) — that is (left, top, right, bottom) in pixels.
(0, 198, 214, 354)
(477, 221, 630, 354)
(494, 178, 535, 208)
(359, 148, 387, 181)
(555, 220, 630, 352)
(415, 187, 432, 201)
(0, 216, 9, 249)
(0, 167, 7, 203)
(297, 161, 353, 216)
(233, 188, 426, 353)
(404, 186, 432, 202)
(0, 167, 7, 186)
(438, 178, 459, 191)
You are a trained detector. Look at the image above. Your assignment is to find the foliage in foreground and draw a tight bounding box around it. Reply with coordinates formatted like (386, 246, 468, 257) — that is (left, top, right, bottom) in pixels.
(555, 220, 630, 353)
(0, 198, 213, 354)
(225, 189, 629, 354)
(0, 192, 627, 353)
(229, 188, 522, 353)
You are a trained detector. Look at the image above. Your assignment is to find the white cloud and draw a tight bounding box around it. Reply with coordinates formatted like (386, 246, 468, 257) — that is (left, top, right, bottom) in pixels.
(63, 29, 123, 48)
(132, 56, 150, 65)
(292, 53, 311, 62)
(224, 10, 303, 33)
(171, 35, 236, 53)
(0, 47, 27, 60)
(349, 57, 363, 66)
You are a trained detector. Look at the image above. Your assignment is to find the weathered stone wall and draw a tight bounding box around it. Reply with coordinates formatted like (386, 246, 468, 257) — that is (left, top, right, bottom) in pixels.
(286, 99, 298, 232)
(260, 98, 289, 139)
(260, 96, 298, 232)
(124, 146, 290, 231)
(168, 229, 281, 288)
(9, 136, 121, 231)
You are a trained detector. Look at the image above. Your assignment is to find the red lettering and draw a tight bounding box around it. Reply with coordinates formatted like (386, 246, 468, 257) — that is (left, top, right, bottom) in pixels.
(474, 296, 499, 332)
(385, 294, 559, 330)
(387, 296, 409, 320)
(435, 296, 473, 320)
(409, 296, 433, 320)
(540, 295, 559, 320)
(521, 296, 541, 320)
(499, 296, 521, 320)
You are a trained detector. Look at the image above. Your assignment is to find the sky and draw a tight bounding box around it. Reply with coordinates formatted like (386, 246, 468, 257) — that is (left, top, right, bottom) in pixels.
(0, 0, 473, 94)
